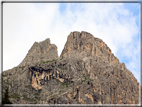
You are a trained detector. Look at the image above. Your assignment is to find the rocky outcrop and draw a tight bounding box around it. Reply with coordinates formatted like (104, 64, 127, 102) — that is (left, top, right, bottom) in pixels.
(2, 31, 140, 105)
(18, 38, 58, 67)
(60, 31, 119, 64)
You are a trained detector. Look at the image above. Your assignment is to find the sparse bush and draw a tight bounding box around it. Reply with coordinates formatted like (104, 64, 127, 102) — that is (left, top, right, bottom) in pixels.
(2, 87, 12, 104)
(19, 66, 24, 70)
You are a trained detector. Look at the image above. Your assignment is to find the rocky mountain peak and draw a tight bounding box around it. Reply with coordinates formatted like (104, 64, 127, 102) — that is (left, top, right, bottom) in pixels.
(2, 31, 140, 105)
(60, 31, 119, 65)
(18, 38, 58, 67)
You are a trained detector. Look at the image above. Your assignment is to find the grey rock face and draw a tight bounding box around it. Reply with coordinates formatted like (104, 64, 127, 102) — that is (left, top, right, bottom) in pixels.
(2, 31, 140, 105)
(60, 31, 119, 65)
(18, 38, 58, 67)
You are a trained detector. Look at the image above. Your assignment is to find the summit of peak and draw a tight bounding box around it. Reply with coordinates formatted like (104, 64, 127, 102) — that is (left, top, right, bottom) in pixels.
(60, 31, 119, 65)
(19, 38, 58, 67)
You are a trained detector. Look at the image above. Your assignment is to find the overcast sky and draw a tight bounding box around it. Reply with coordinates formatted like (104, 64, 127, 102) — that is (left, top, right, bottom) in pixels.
(3, 3, 140, 82)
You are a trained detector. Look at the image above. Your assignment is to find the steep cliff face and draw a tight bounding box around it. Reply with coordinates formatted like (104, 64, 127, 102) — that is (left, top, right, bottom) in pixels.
(2, 31, 140, 105)
(60, 31, 119, 64)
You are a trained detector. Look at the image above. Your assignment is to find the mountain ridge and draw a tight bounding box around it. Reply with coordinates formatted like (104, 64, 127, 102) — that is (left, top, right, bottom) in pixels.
(2, 31, 140, 105)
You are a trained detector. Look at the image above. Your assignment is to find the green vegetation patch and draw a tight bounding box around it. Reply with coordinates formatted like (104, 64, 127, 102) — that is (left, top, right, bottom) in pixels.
(60, 57, 63, 60)
(33, 102, 37, 104)
(62, 83, 71, 88)
(22, 95, 27, 99)
(19, 66, 24, 70)
(22, 95, 35, 102)
(35, 96, 38, 99)
(10, 93, 20, 99)
(3, 80, 6, 83)
(34, 93, 38, 96)
(2, 75, 8, 77)
(49, 95, 56, 98)
(82, 76, 94, 83)
(82, 76, 87, 83)
(2, 87, 12, 104)
(89, 79, 94, 81)
(42, 59, 56, 64)
(25, 85, 31, 89)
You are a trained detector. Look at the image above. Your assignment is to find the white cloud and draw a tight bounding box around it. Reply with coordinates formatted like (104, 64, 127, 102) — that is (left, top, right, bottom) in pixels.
(3, 3, 60, 70)
(3, 3, 140, 82)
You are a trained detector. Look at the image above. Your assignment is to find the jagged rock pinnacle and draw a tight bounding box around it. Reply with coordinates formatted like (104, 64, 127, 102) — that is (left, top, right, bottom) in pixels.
(18, 38, 58, 67)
